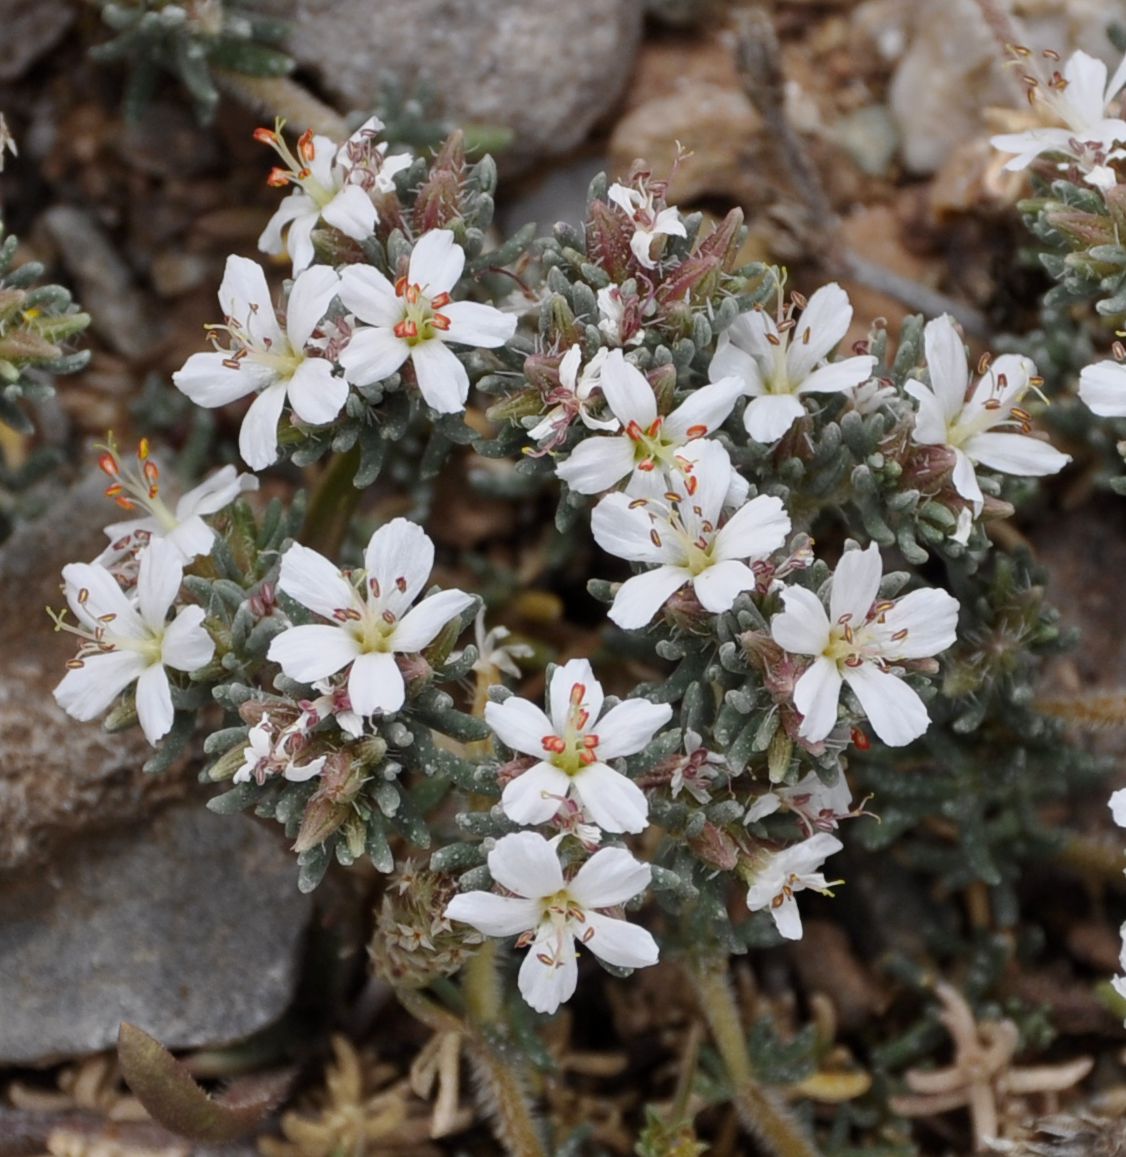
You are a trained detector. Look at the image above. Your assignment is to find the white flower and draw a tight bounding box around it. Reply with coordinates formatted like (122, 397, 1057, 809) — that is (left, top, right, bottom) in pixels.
(256, 118, 411, 274)
(467, 608, 534, 680)
(528, 345, 617, 444)
(445, 831, 659, 1014)
(338, 230, 517, 414)
(906, 316, 1070, 512)
(555, 349, 743, 496)
(485, 658, 671, 833)
(234, 717, 326, 785)
(669, 729, 728, 805)
(770, 542, 959, 747)
(597, 285, 645, 348)
(96, 445, 258, 566)
(1110, 788, 1126, 827)
(745, 832, 844, 941)
(991, 50, 1126, 176)
(607, 181, 687, 269)
(53, 539, 215, 745)
(745, 770, 854, 834)
(708, 284, 877, 443)
(1079, 358, 1126, 417)
(267, 518, 474, 718)
(591, 440, 791, 628)
(173, 256, 343, 470)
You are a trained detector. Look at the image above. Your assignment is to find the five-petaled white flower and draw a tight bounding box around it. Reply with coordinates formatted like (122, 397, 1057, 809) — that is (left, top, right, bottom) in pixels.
(485, 658, 671, 833)
(905, 316, 1070, 512)
(770, 542, 959, 747)
(591, 440, 791, 628)
(53, 539, 215, 745)
(528, 345, 617, 444)
(745, 832, 844, 941)
(708, 284, 877, 444)
(445, 831, 659, 1014)
(338, 229, 517, 415)
(256, 117, 411, 274)
(607, 181, 687, 269)
(267, 518, 474, 718)
(991, 50, 1126, 180)
(555, 349, 743, 496)
(1079, 357, 1126, 417)
(744, 770, 854, 834)
(173, 256, 343, 471)
(234, 717, 326, 785)
(96, 444, 258, 567)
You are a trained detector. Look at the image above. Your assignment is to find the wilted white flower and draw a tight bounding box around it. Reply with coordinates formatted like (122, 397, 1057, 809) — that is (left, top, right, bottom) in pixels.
(528, 345, 617, 444)
(468, 608, 534, 680)
(267, 518, 474, 718)
(905, 316, 1069, 512)
(338, 230, 516, 414)
(709, 284, 877, 443)
(770, 542, 959, 747)
(597, 284, 646, 348)
(445, 831, 659, 1014)
(669, 730, 728, 805)
(744, 770, 854, 834)
(745, 832, 844, 940)
(53, 540, 215, 745)
(607, 181, 687, 268)
(485, 657, 671, 833)
(234, 717, 326, 785)
(172, 256, 342, 470)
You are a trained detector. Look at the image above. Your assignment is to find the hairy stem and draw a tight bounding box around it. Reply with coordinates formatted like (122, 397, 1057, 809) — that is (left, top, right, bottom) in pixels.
(211, 71, 349, 138)
(686, 955, 822, 1157)
(300, 445, 363, 557)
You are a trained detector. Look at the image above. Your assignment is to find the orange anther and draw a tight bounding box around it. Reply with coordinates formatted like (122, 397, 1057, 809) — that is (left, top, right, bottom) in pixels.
(252, 127, 277, 144)
(297, 129, 316, 163)
(98, 452, 119, 477)
(266, 167, 291, 188)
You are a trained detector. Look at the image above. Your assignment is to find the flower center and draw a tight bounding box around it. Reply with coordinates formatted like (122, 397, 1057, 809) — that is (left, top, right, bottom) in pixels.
(254, 124, 335, 208)
(392, 278, 451, 346)
(97, 438, 178, 530)
(541, 681, 600, 775)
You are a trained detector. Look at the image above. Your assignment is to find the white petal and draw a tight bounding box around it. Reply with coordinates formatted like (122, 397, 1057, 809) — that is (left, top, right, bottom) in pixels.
(62, 561, 145, 637)
(54, 650, 149, 721)
(278, 542, 358, 619)
(990, 128, 1077, 168)
(795, 355, 877, 396)
(285, 264, 340, 349)
(164, 516, 215, 561)
(581, 912, 659, 968)
(1063, 50, 1109, 128)
(556, 436, 637, 495)
(829, 542, 882, 626)
(709, 337, 766, 397)
(653, 207, 686, 238)
(794, 656, 844, 743)
(238, 382, 288, 470)
(339, 326, 409, 386)
(136, 538, 183, 632)
(713, 494, 790, 562)
(549, 658, 603, 734)
(441, 300, 518, 348)
(595, 699, 673, 760)
(347, 649, 405, 716)
(743, 394, 805, 443)
(284, 755, 327, 782)
(785, 283, 852, 381)
(410, 339, 469, 413)
(446, 892, 541, 937)
(485, 697, 555, 757)
(571, 761, 649, 834)
(843, 662, 930, 747)
(922, 316, 969, 422)
(904, 380, 949, 445)
(607, 566, 690, 628)
(177, 465, 255, 517)
(286, 213, 318, 275)
(664, 376, 743, 440)
(218, 255, 282, 349)
(500, 761, 571, 826)
(258, 194, 314, 258)
(173, 351, 267, 408)
(409, 229, 465, 296)
(1079, 360, 1126, 416)
(135, 662, 174, 745)
(339, 265, 401, 327)
(771, 587, 831, 656)
(771, 893, 805, 940)
(392, 589, 474, 652)
(962, 431, 1070, 477)
(570, 846, 652, 908)
(558, 344, 582, 391)
(1109, 788, 1126, 828)
(320, 184, 378, 242)
(286, 357, 348, 426)
(951, 448, 984, 510)
(161, 605, 215, 672)
(599, 350, 656, 427)
(268, 623, 362, 683)
(692, 559, 758, 613)
(874, 588, 959, 660)
(630, 229, 658, 269)
(488, 830, 566, 897)
(364, 518, 434, 615)
(517, 925, 577, 1014)
(725, 308, 779, 365)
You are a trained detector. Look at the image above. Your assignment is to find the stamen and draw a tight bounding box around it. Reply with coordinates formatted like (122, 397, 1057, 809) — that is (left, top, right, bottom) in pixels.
(684, 424, 707, 438)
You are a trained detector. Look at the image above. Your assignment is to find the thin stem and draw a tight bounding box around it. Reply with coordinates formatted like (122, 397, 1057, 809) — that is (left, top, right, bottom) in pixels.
(685, 955, 822, 1157)
(211, 71, 349, 138)
(300, 445, 363, 556)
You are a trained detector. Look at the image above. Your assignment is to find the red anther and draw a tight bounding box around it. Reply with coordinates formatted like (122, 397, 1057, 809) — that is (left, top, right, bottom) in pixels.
(637, 460, 655, 472)
(685, 424, 707, 438)
(582, 734, 599, 748)
(369, 577, 381, 597)
(430, 292, 451, 309)
(393, 320, 419, 339)
(252, 127, 277, 144)
(685, 474, 698, 496)
(576, 709, 589, 729)
(98, 452, 119, 477)
(143, 460, 159, 485)
(766, 332, 782, 346)
(266, 167, 291, 188)
(297, 129, 316, 163)
(579, 750, 597, 766)
(791, 290, 807, 309)
(569, 682, 586, 706)
(850, 727, 870, 750)
(891, 628, 909, 641)
(997, 373, 1008, 389)
(222, 357, 243, 370)
(625, 420, 644, 441)
(542, 735, 567, 753)
(297, 167, 312, 180)
(431, 313, 450, 331)
(646, 417, 663, 438)
(104, 483, 124, 498)
(395, 576, 407, 592)
(332, 609, 350, 622)
(382, 610, 396, 624)
(137, 437, 150, 460)
(394, 275, 409, 297)
(404, 284, 421, 305)
(114, 497, 135, 510)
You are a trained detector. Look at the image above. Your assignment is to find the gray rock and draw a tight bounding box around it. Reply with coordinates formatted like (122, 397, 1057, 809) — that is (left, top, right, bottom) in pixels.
(0, 803, 311, 1064)
(0, 0, 74, 83)
(0, 472, 193, 872)
(264, 0, 644, 171)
